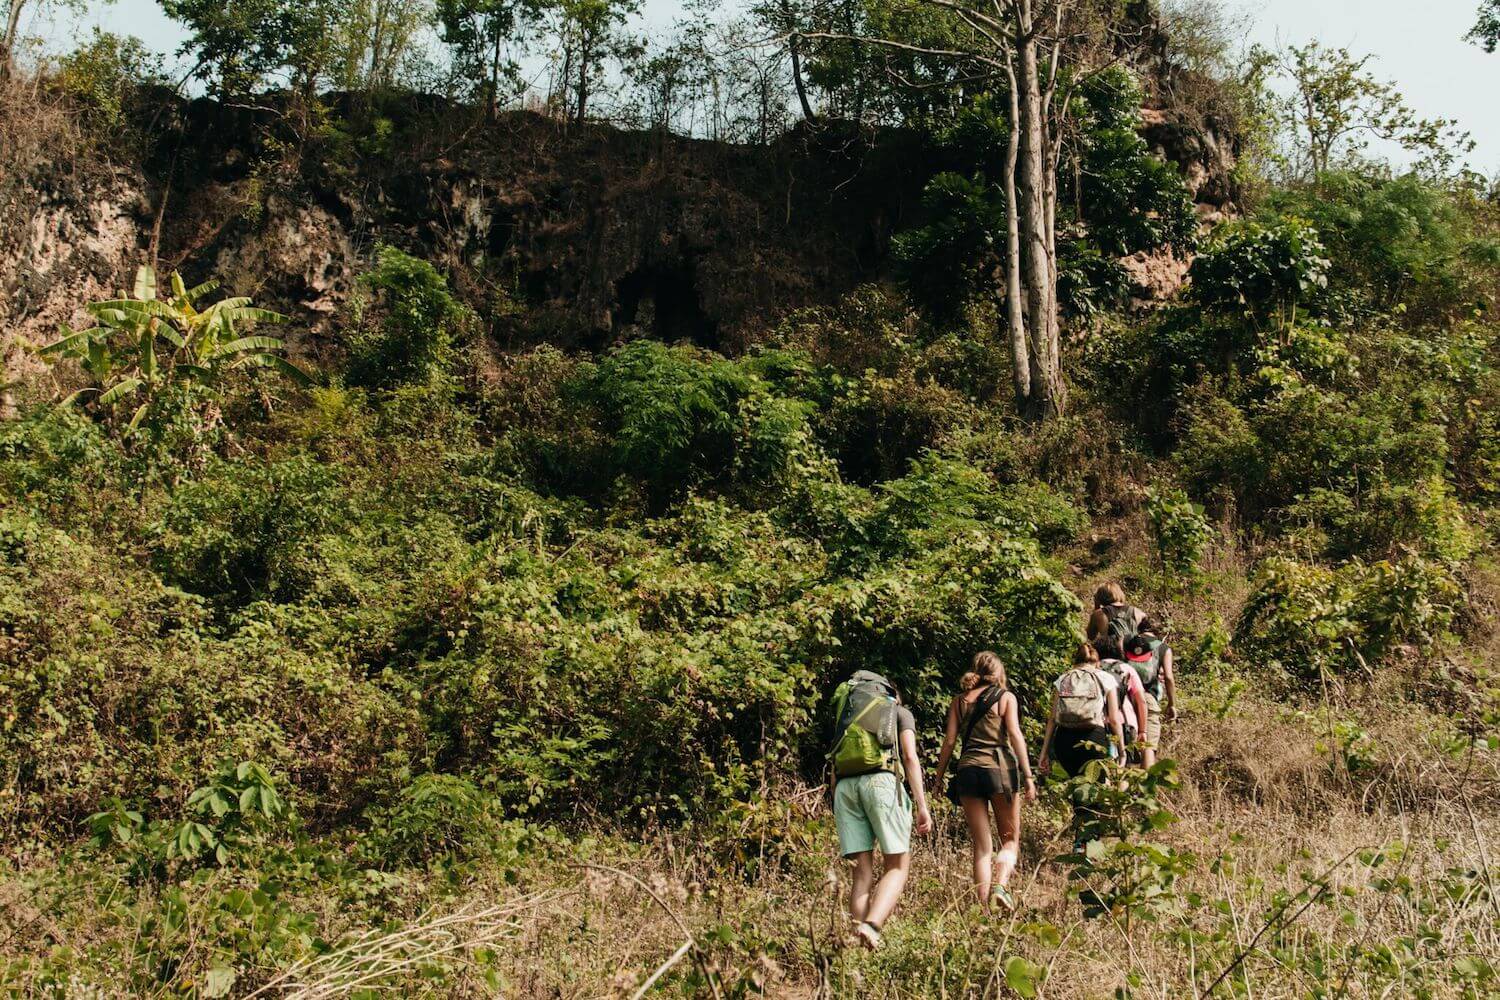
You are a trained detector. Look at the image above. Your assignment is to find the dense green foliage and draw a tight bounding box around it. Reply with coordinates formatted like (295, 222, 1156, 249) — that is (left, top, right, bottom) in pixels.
(7, 8, 1500, 992)
(4, 275, 1095, 854)
(1086, 167, 1500, 691)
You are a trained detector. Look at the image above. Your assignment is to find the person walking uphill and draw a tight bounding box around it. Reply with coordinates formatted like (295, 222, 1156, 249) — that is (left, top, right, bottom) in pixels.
(932, 652, 1037, 912)
(827, 670, 932, 950)
(1095, 635, 1153, 768)
(1087, 582, 1145, 648)
(1038, 643, 1126, 803)
(1124, 618, 1177, 757)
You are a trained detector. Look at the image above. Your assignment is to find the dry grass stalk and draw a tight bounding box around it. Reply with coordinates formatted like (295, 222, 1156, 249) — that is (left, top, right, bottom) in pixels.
(244, 889, 573, 999)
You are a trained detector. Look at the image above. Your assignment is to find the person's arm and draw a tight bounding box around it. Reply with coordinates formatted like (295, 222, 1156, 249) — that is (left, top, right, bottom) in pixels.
(1086, 607, 1106, 641)
(1037, 693, 1059, 775)
(1003, 692, 1037, 802)
(1162, 646, 1177, 721)
(1106, 689, 1125, 754)
(932, 696, 961, 790)
(1129, 676, 1148, 747)
(899, 728, 932, 835)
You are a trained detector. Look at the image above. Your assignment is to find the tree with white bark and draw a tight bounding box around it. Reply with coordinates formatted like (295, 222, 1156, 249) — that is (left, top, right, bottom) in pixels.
(789, 0, 1154, 421)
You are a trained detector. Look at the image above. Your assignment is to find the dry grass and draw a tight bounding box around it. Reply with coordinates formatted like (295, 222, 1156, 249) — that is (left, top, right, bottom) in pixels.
(220, 693, 1491, 997)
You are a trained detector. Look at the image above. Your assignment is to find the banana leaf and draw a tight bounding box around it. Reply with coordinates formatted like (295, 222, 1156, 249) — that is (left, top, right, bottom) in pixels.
(96, 378, 143, 406)
(133, 265, 156, 302)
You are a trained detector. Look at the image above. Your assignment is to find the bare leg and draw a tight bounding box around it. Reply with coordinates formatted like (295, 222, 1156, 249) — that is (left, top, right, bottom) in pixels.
(961, 795, 994, 906)
(992, 792, 1021, 889)
(863, 851, 910, 929)
(849, 851, 874, 923)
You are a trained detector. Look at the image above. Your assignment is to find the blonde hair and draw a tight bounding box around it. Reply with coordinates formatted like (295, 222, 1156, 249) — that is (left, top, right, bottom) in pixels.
(1073, 642, 1100, 666)
(960, 651, 1008, 691)
(1095, 582, 1126, 607)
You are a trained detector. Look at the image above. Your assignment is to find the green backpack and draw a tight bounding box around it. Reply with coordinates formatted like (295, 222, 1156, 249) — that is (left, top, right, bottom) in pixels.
(1127, 636, 1165, 697)
(828, 671, 904, 781)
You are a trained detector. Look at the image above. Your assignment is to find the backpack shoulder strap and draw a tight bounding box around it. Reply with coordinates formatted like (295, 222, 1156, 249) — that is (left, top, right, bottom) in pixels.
(960, 685, 1006, 748)
(829, 684, 851, 738)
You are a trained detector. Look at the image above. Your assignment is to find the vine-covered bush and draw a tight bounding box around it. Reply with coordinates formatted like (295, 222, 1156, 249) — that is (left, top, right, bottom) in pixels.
(1189, 219, 1330, 324)
(345, 245, 476, 388)
(1234, 554, 1461, 685)
(1143, 484, 1213, 580)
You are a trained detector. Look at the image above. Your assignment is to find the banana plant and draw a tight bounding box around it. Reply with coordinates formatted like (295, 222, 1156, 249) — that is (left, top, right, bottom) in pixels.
(42, 264, 311, 430)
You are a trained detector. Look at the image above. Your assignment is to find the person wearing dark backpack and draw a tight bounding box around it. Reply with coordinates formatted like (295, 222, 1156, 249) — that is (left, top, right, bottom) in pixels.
(932, 652, 1037, 912)
(1087, 582, 1146, 649)
(1094, 635, 1153, 768)
(1038, 643, 1125, 784)
(827, 670, 933, 950)
(1124, 618, 1178, 756)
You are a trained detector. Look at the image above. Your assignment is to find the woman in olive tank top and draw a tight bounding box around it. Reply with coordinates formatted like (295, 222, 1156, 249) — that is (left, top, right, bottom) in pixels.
(933, 652, 1037, 911)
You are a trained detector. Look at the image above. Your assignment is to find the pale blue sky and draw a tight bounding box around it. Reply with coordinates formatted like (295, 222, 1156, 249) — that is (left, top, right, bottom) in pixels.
(35, 0, 1500, 172)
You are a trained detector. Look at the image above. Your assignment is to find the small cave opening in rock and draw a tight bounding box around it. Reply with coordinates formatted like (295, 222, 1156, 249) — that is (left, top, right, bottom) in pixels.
(611, 261, 719, 349)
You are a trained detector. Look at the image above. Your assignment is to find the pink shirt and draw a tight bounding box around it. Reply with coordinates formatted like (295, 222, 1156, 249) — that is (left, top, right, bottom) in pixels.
(1099, 661, 1144, 732)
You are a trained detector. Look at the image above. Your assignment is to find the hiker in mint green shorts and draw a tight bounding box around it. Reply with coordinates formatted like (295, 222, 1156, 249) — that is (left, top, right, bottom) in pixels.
(827, 670, 932, 950)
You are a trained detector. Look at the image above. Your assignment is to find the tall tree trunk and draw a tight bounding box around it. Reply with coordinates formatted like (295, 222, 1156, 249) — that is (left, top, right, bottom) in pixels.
(1002, 61, 1030, 411)
(2, 0, 28, 80)
(1011, 0, 1061, 421)
(789, 36, 815, 123)
(575, 39, 590, 124)
(369, 0, 389, 86)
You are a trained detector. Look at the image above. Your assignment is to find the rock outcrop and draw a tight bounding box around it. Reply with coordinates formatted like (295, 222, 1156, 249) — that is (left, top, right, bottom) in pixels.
(3, 80, 1240, 399)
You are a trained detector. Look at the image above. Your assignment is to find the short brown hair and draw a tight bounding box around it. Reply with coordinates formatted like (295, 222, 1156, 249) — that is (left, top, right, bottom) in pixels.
(1073, 642, 1100, 666)
(1094, 582, 1126, 607)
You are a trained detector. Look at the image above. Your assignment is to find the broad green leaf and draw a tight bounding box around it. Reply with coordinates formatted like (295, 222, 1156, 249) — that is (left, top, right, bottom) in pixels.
(88, 298, 175, 322)
(259, 354, 314, 386)
(87, 339, 107, 375)
(222, 305, 289, 326)
(41, 324, 84, 355)
(214, 336, 285, 357)
(186, 278, 220, 300)
(133, 264, 156, 301)
(127, 403, 149, 431)
(140, 329, 156, 379)
(169, 270, 187, 301)
(1004, 956, 1043, 999)
(95, 378, 142, 406)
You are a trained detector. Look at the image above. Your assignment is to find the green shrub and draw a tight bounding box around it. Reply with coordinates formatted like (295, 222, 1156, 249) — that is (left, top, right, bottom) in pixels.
(1190, 219, 1330, 325)
(165, 761, 290, 867)
(150, 455, 345, 604)
(1286, 475, 1478, 564)
(893, 171, 1007, 322)
(1072, 67, 1197, 258)
(820, 369, 974, 485)
(361, 774, 534, 869)
(58, 29, 162, 131)
(586, 339, 750, 489)
(0, 520, 409, 840)
(1260, 171, 1500, 325)
(1235, 553, 1461, 685)
(1144, 484, 1214, 580)
(346, 246, 474, 387)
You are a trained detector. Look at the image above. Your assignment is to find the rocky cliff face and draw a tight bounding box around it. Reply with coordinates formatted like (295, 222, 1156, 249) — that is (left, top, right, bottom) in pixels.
(2, 83, 1239, 404)
(3, 98, 937, 370)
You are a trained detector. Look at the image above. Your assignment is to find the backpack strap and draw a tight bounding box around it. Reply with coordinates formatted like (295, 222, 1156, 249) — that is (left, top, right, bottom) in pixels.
(959, 685, 1006, 750)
